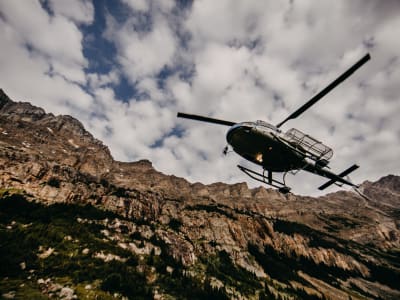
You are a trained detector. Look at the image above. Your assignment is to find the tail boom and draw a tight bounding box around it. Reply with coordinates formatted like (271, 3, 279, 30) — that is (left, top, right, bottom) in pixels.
(303, 163, 359, 190)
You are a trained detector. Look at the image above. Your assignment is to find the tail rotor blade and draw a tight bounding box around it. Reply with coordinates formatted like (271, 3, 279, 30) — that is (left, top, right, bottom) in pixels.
(177, 112, 236, 126)
(276, 53, 370, 128)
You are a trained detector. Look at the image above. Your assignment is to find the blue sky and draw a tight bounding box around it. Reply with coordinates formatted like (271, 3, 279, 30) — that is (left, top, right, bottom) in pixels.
(0, 0, 399, 195)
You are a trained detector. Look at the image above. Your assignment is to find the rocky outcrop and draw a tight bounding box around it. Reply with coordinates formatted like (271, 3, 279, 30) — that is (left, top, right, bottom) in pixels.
(1, 89, 399, 299)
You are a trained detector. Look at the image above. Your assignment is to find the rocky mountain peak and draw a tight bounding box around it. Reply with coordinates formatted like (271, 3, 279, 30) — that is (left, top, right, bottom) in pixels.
(0, 90, 113, 178)
(0, 89, 45, 120)
(366, 174, 400, 193)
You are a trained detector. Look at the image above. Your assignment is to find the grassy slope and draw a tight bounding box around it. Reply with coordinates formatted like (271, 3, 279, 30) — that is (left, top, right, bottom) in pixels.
(0, 190, 258, 299)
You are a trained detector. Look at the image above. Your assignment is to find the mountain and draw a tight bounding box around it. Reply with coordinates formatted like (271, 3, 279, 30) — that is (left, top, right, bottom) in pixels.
(1, 88, 399, 299)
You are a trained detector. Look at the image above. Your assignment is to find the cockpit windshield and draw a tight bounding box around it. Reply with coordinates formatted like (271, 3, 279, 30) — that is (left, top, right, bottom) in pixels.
(255, 120, 280, 132)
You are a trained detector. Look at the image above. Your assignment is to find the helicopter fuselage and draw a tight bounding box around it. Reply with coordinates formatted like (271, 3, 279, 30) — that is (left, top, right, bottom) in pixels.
(226, 121, 306, 172)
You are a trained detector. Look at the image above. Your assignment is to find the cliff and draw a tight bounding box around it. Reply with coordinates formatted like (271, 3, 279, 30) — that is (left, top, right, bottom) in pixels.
(1, 89, 399, 299)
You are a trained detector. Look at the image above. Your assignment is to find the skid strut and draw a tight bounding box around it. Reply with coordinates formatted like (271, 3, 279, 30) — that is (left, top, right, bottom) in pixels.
(238, 165, 291, 194)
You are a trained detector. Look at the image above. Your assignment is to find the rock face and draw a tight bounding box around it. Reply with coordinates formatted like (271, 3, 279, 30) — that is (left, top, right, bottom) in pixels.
(1, 88, 399, 299)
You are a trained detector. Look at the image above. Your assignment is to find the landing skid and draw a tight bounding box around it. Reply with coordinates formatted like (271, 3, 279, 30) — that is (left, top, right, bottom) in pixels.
(237, 165, 291, 194)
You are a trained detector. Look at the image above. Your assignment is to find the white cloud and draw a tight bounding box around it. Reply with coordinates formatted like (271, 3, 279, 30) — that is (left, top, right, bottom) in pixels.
(87, 71, 120, 90)
(195, 44, 250, 96)
(0, 1, 89, 84)
(105, 4, 177, 80)
(48, 0, 94, 24)
(0, 19, 90, 114)
(185, 0, 264, 47)
(118, 23, 176, 79)
(121, 0, 149, 12)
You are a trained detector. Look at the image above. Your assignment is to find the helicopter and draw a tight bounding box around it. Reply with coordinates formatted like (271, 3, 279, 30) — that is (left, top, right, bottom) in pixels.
(177, 53, 370, 194)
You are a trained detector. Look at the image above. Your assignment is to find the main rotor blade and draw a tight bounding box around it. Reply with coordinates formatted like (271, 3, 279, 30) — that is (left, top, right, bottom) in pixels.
(177, 112, 236, 126)
(276, 53, 370, 128)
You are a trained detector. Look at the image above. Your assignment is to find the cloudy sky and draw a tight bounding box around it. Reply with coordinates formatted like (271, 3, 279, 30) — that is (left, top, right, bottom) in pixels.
(1, 0, 399, 196)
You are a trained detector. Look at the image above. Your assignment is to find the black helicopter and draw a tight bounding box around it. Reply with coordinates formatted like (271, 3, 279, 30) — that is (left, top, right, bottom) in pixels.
(177, 53, 370, 193)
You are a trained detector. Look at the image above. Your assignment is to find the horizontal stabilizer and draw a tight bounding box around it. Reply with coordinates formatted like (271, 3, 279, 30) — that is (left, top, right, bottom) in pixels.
(318, 164, 359, 190)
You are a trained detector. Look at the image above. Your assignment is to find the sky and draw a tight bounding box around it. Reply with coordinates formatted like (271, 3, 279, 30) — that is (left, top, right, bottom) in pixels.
(0, 0, 399, 196)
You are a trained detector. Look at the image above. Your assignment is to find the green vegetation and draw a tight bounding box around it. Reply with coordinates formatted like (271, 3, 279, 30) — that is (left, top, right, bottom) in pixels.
(0, 188, 24, 198)
(110, 187, 128, 197)
(1, 190, 399, 299)
(0, 192, 150, 299)
(46, 177, 61, 188)
(204, 250, 262, 295)
(168, 218, 183, 232)
(249, 244, 329, 300)
(0, 191, 256, 299)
